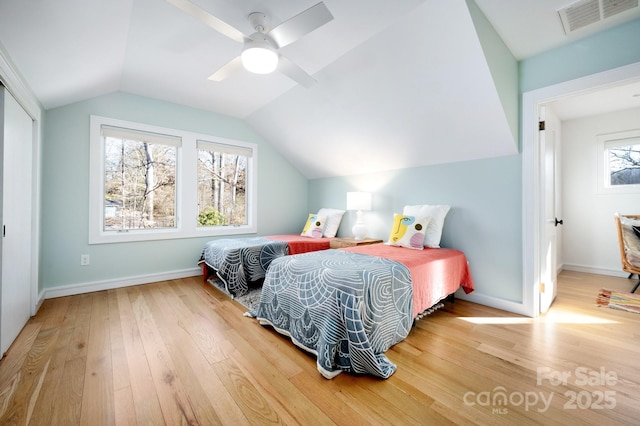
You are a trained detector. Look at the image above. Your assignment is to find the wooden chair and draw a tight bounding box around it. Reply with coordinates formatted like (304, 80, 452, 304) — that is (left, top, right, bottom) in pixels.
(614, 213, 640, 293)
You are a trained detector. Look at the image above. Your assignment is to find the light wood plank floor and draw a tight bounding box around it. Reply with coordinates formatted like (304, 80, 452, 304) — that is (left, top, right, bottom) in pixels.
(1, 270, 639, 425)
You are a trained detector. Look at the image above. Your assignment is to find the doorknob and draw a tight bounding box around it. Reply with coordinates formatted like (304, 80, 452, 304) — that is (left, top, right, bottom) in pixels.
(555, 218, 563, 227)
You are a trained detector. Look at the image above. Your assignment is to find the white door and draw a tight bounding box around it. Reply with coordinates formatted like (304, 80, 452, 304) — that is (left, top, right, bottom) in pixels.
(1, 87, 33, 356)
(540, 106, 559, 314)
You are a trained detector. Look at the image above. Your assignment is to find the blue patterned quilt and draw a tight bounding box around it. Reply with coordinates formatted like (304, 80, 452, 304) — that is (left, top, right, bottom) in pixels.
(251, 249, 413, 379)
(201, 237, 289, 296)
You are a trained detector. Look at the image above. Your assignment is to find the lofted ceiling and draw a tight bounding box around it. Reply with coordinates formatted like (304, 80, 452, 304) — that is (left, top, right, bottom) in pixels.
(1, 0, 639, 178)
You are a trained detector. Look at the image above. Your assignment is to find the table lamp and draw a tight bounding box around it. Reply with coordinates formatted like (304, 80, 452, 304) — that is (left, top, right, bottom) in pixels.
(346, 191, 372, 240)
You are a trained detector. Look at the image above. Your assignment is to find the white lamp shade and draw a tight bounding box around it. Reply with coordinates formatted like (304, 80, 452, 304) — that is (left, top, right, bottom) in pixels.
(241, 37, 278, 74)
(346, 192, 372, 211)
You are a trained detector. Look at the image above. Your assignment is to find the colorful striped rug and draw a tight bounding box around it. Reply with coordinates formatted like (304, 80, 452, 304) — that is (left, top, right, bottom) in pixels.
(596, 289, 640, 314)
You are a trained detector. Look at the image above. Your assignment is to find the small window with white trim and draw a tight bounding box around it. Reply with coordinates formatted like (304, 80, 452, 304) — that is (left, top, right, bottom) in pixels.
(102, 125, 179, 232)
(597, 130, 640, 193)
(197, 140, 251, 227)
(90, 115, 258, 243)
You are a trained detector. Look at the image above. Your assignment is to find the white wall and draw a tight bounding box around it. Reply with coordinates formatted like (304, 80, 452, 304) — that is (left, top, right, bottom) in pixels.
(560, 106, 640, 276)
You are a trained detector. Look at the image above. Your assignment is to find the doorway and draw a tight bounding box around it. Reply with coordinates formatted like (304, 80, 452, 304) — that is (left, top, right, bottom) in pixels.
(539, 105, 560, 314)
(522, 61, 640, 317)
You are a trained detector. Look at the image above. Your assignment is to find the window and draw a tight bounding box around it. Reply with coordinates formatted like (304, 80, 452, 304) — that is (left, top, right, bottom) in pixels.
(197, 140, 251, 227)
(102, 126, 179, 232)
(597, 130, 640, 194)
(606, 140, 640, 186)
(90, 116, 257, 243)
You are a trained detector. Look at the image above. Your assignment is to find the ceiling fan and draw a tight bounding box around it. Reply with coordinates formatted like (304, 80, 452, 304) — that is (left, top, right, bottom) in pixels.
(167, 0, 334, 87)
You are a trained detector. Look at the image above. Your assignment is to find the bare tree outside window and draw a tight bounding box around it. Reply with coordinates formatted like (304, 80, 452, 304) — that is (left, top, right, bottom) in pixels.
(91, 116, 257, 243)
(104, 135, 177, 231)
(197, 147, 247, 227)
(608, 143, 640, 186)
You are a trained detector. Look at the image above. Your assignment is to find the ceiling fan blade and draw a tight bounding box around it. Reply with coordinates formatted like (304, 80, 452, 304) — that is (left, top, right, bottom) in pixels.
(208, 56, 243, 81)
(278, 56, 317, 88)
(269, 2, 333, 48)
(167, 0, 246, 43)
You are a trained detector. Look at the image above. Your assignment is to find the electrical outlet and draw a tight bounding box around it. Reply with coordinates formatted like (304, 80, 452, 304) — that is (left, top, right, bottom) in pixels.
(80, 254, 90, 266)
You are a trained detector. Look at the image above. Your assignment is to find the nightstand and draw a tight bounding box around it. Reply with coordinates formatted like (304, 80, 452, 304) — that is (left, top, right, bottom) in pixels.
(330, 237, 383, 249)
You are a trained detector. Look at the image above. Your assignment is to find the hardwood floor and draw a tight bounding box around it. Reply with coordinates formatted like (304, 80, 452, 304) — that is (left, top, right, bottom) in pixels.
(1, 270, 639, 425)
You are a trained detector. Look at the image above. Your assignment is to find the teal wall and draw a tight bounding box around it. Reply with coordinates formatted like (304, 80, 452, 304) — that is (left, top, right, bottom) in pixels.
(309, 16, 640, 306)
(309, 155, 523, 303)
(38, 17, 640, 305)
(466, 0, 519, 147)
(520, 18, 640, 92)
(41, 92, 308, 290)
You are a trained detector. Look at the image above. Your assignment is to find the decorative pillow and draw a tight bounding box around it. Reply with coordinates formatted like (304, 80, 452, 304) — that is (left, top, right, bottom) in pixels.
(301, 213, 326, 238)
(403, 204, 450, 248)
(317, 208, 345, 238)
(386, 214, 431, 250)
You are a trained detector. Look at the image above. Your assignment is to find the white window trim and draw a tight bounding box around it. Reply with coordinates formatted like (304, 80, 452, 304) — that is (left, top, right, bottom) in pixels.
(596, 129, 640, 194)
(89, 115, 258, 244)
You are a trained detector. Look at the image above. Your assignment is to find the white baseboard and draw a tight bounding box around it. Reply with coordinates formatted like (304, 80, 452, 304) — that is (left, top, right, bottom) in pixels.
(456, 291, 532, 317)
(561, 263, 629, 278)
(42, 267, 202, 300)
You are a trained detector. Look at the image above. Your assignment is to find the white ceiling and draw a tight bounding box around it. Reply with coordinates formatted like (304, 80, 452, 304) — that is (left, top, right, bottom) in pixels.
(1, 0, 639, 177)
(548, 79, 640, 121)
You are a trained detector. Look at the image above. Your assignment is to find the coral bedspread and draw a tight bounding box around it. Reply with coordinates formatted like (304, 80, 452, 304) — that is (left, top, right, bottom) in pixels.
(265, 234, 331, 255)
(341, 244, 474, 318)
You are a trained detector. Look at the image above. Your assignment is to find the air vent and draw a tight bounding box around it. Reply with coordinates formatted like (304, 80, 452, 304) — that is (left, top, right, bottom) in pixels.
(558, 0, 638, 34)
(603, 0, 639, 17)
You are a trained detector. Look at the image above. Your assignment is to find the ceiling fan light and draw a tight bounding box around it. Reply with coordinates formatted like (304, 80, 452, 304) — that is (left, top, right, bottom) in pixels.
(241, 45, 278, 74)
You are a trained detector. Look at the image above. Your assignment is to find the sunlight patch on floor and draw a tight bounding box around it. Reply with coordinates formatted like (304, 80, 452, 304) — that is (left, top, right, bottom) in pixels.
(458, 310, 619, 325)
(542, 309, 619, 324)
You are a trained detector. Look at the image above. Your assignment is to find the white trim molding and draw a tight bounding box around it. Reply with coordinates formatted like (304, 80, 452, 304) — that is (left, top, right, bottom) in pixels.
(457, 292, 532, 317)
(0, 41, 43, 317)
(562, 263, 630, 278)
(0, 42, 41, 121)
(41, 267, 202, 300)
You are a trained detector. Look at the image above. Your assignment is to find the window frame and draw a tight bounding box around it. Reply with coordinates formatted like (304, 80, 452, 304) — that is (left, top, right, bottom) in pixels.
(596, 129, 640, 195)
(89, 115, 258, 244)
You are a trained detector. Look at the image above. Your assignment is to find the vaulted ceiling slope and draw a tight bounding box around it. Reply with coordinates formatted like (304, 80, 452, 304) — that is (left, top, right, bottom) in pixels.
(1, 0, 639, 178)
(247, 0, 518, 178)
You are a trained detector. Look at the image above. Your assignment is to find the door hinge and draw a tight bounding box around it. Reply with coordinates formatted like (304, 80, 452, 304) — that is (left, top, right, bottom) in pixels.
(539, 121, 545, 131)
(539, 282, 545, 293)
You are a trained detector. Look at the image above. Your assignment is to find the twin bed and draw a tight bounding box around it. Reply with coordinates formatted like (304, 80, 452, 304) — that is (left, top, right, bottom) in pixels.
(200, 205, 474, 379)
(251, 244, 473, 378)
(199, 208, 345, 296)
(199, 234, 331, 296)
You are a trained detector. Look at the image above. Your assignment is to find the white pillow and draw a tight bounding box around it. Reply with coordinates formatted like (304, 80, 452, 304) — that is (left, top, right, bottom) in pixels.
(403, 204, 450, 248)
(317, 208, 345, 238)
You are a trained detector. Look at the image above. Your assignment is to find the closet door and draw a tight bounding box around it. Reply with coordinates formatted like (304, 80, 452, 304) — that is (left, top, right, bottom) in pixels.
(0, 86, 33, 356)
